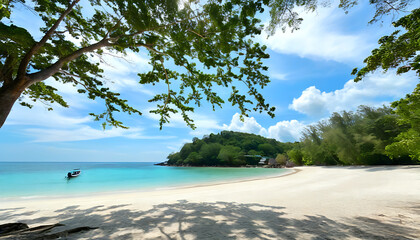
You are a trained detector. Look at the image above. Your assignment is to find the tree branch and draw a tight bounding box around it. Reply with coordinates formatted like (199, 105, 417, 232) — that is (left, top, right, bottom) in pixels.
(161, 60, 171, 109)
(187, 29, 206, 38)
(138, 43, 165, 55)
(16, 0, 80, 81)
(0, 54, 16, 87)
(28, 38, 111, 83)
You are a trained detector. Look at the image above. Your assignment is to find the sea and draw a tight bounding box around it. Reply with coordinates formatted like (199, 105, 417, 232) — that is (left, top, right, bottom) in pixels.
(0, 162, 290, 199)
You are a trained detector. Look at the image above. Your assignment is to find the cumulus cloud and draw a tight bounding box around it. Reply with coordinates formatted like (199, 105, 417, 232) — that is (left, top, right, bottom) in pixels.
(145, 109, 307, 142)
(223, 113, 267, 136)
(266, 120, 307, 142)
(223, 113, 307, 142)
(289, 71, 418, 117)
(261, 6, 375, 63)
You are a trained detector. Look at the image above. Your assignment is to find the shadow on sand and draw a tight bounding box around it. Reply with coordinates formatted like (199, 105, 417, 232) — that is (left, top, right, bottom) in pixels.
(1, 200, 419, 239)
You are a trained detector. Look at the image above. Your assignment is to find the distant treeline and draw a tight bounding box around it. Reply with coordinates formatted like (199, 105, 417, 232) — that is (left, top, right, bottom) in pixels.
(167, 131, 296, 166)
(168, 85, 419, 166)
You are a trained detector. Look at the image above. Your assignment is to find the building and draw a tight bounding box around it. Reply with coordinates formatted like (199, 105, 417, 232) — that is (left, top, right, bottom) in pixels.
(258, 157, 267, 165)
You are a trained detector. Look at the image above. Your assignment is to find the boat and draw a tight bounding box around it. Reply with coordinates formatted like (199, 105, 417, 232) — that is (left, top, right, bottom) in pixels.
(66, 169, 81, 178)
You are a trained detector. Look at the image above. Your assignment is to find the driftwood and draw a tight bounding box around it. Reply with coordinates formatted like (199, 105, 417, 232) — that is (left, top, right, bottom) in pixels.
(0, 222, 97, 239)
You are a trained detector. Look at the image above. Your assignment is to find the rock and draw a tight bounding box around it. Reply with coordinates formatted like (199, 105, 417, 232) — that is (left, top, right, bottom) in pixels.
(154, 162, 168, 166)
(0, 223, 29, 234)
(285, 161, 295, 168)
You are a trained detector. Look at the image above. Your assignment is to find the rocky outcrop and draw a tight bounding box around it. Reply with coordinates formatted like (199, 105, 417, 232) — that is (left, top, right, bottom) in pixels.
(0, 222, 97, 239)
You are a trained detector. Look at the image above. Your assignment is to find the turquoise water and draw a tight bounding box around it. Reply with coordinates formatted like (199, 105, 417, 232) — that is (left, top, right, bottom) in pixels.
(0, 162, 289, 199)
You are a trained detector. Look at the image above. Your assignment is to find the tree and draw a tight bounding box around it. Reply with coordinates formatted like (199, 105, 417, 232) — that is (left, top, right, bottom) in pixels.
(386, 84, 420, 162)
(349, 8, 419, 162)
(286, 148, 303, 165)
(185, 151, 202, 166)
(257, 143, 276, 156)
(218, 145, 242, 165)
(0, 0, 275, 128)
(275, 153, 287, 165)
(199, 142, 222, 165)
(352, 8, 420, 82)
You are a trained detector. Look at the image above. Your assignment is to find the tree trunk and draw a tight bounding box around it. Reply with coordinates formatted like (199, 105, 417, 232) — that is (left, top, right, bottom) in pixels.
(0, 81, 27, 128)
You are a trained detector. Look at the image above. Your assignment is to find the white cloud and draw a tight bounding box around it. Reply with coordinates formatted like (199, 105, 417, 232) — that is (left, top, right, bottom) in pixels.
(145, 109, 308, 142)
(7, 104, 91, 128)
(289, 71, 418, 117)
(108, 78, 155, 96)
(144, 107, 225, 134)
(261, 6, 375, 63)
(99, 50, 150, 76)
(23, 126, 175, 142)
(6, 102, 175, 142)
(270, 72, 288, 81)
(288, 86, 330, 117)
(222, 113, 267, 136)
(222, 113, 307, 142)
(266, 120, 307, 142)
(24, 126, 140, 142)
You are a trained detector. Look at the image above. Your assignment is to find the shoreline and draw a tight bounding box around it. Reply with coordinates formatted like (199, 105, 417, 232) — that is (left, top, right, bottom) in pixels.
(1, 166, 419, 239)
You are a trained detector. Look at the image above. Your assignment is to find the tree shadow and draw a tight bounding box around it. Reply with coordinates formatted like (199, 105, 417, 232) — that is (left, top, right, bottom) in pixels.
(1, 201, 419, 239)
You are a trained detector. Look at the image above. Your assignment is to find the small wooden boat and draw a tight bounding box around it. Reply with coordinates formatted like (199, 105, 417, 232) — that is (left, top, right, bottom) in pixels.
(66, 169, 81, 178)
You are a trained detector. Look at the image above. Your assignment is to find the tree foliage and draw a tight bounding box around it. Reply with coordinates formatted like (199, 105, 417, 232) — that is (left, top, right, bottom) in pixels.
(352, 8, 420, 82)
(386, 84, 420, 162)
(348, 7, 419, 162)
(296, 105, 416, 165)
(0, 0, 275, 128)
(166, 131, 294, 166)
(266, 0, 415, 34)
(286, 148, 303, 165)
(275, 153, 287, 165)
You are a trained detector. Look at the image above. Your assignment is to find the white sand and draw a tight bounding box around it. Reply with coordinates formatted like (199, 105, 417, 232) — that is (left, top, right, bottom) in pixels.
(1, 166, 419, 239)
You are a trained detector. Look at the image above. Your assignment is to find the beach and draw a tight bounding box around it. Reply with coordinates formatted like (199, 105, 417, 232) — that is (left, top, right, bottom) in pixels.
(1, 166, 419, 239)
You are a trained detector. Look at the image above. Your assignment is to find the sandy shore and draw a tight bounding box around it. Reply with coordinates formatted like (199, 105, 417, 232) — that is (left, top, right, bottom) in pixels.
(1, 166, 419, 239)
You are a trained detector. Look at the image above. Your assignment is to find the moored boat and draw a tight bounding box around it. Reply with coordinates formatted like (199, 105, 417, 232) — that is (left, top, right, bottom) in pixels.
(66, 169, 81, 178)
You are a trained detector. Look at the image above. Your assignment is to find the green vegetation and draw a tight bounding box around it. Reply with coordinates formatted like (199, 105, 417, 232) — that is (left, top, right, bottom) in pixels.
(266, 0, 414, 34)
(284, 7, 419, 166)
(1, 0, 416, 129)
(297, 105, 417, 165)
(385, 85, 420, 161)
(0, 0, 275, 129)
(167, 131, 295, 166)
(169, 103, 419, 167)
(352, 8, 420, 82)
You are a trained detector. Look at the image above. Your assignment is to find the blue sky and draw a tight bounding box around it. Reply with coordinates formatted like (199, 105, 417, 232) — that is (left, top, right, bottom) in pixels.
(1, 1, 418, 162)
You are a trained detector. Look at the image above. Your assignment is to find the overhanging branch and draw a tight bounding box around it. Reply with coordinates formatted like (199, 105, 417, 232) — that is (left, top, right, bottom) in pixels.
(16, 0, 81, 81)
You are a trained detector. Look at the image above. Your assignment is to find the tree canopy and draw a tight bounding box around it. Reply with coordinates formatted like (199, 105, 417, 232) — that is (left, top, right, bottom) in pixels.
(0, 0, 275, 129)
(352, 8, 420, 82)
(166, 131, 295, 166)
(294, 105, 418, 165)
(350, 7, 420, 162)
(386, 84, 420, 161)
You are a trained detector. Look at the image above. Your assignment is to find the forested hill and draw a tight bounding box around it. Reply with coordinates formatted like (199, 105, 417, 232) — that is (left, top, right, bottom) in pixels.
(166, 131, 295, 166)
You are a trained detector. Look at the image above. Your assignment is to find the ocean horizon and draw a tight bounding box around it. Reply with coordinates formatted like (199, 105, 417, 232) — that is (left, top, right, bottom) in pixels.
(0, 162, 290, 199)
